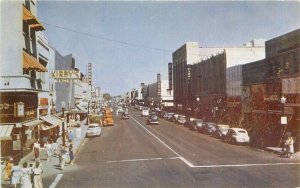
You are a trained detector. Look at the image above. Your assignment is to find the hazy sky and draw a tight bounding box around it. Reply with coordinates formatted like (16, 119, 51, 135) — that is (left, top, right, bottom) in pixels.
(38, 1, 300, 96)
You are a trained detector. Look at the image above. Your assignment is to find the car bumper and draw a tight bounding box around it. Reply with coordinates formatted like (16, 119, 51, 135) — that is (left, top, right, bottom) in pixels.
(86, 132, 101, 136)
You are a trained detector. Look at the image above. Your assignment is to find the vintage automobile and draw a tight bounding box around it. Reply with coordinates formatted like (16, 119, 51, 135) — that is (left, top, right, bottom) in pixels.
(147, 114, 159, 125)
(224, 128, 250, 144)
(86, 123, 102, 137)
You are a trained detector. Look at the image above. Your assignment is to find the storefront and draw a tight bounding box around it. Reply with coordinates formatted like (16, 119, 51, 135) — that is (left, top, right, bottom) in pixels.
(40, 114, 62, 143)
(0, 92, 39, 159)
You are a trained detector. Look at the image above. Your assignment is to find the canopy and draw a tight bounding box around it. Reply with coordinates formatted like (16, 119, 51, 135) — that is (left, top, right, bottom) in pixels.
(40, 115, 63, 127)
(23, 119, 44, 128)
(0, 125, 14, 140)
(23, 5, 45, 31)
(23, 51, 47, 72)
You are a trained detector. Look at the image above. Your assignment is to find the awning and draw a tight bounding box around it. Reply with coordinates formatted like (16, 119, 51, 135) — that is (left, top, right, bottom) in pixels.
(40, 115, 62, 127)
(75, 105, 87, 113)
(23, 5, 45, 31)
(40, 124, 57, 131)
(0, 125, 14, 140)
(23, 119, 44, 128)
(23, 51, 47, 72)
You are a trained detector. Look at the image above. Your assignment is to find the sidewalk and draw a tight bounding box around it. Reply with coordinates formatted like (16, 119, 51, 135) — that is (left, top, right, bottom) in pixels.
(265, 146, 300, 158)
(1, 121, 88, 187)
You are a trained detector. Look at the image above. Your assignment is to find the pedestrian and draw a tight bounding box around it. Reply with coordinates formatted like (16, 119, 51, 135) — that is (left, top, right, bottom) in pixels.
(51, 140, 59, 157)
(68, 130, 74, 143)
(11, 161, 22, 188)
(32, 159, 43, 188)
(45, 141, 52, 161)
(4, 157, 13, 182)
(69, 143, 74, 165)
(20, 162, 33, 188)
(33, 140, 41, 160)
(287, 136, 294, 158)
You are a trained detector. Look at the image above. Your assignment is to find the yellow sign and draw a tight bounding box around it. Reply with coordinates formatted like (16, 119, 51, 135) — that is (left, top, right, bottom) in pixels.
(52, 70, 80, 79)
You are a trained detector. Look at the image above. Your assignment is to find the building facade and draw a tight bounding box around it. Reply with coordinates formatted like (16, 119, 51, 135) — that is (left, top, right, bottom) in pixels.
(0, 0, 52, 159)
(242, 29, 300, 149)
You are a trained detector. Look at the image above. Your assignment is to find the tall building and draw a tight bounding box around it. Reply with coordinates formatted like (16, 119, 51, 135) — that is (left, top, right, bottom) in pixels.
(172, 42, 223, 113)
(191, 44, 265, 120)
(0, 0, 56, 159)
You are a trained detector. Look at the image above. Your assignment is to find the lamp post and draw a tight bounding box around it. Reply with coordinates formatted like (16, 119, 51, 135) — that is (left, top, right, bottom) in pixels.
(61, 101, 66, 146)
(196, 97, 200, 118)
(278, 96, 287, 147)
(86, 101, 90, 125)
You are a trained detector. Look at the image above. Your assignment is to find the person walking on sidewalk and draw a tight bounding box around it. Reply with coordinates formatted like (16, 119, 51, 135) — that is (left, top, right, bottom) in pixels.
(45, 141, 52, 161)
(69, 143, 74, 165)
(32, 159, 43, 188)
(33, 140, 41, 160)
(68, 129, 74, 143)
(286, 136, 294, 158)
(11, 161, 22, 188)
(20, 162, 32, 188)
(4, 157, 13, 182)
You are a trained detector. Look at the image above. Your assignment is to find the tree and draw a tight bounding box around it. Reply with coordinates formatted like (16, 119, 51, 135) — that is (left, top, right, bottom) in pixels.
(103, 93, 112, 101)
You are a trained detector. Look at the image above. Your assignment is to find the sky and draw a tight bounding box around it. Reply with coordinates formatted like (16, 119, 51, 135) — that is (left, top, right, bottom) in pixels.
(37, 1, 300, 96)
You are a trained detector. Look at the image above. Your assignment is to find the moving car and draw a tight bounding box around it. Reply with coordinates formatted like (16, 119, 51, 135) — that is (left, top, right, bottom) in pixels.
(141, 108, 149, 117)
(202, 122, 217, 135)
(147, 114, 159, 125)
(213, 124, 230, 139)
(86, 123, 102, 137)
(224, 128, 250, 144)
(121, 112, 129, 119)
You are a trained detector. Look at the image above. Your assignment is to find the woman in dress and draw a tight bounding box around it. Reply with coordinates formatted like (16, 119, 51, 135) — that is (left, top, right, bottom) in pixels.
(11, 161, 22, 188)
(4, 157, 13, 182)
(20, 162, 33, 188)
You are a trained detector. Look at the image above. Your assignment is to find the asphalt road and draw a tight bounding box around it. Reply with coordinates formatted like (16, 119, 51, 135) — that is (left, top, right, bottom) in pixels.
(46, 107, 300, 188)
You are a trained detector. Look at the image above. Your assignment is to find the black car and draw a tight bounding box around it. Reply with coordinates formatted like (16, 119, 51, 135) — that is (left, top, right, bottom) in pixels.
(147, 114, 159, 125)
(202, 122, 217, 135)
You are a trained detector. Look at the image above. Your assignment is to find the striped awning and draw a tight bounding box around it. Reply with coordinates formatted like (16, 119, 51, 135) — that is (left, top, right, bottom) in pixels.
(23, 119, 44, 128)
(0, 125, 14, 140)
(40, 115, 62, 127)
(23, 51, 47, 72)
(23, 5, 45, 31)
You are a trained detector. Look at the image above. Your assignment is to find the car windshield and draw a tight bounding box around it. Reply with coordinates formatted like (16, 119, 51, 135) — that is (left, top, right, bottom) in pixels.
(238, 130, 246, 133)
(207, 123, 215, 127)
(89, 125, 99, 128)
(151, 115, 158, 119)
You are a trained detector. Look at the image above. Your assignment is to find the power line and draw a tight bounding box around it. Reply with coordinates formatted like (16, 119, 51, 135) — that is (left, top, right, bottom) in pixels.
(43, 22, 171, 53)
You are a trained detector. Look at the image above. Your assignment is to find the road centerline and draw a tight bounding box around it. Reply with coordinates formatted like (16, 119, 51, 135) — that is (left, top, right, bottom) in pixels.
(129, 115, 195, 167)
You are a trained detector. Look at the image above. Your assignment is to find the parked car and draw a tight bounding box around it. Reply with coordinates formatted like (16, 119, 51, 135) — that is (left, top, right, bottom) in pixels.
(141, 108, 149, 117)
(213, 124, 230, 139)
(202, 122, 217, 135)
(191, 119, 204, 131)
(224, 128, 250, 144)
(184, 117, 196, 128)
(171, 113, 179, 122)
(86, 123, 102, 137)
(147, 114, 159, 125)
(177, 115, 186, 125)
(166, 113, 175, 121)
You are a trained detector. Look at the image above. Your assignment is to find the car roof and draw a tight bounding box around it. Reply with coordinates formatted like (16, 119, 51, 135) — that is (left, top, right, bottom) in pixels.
(217, 124, 230, 128)
(230, 128, 247, 132)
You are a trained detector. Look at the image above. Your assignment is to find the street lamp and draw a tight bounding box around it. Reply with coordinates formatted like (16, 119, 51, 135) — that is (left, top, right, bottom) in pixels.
(86, 100, 90, 125)
(61, 101, 66, 146)
(196, 97, 200, 118)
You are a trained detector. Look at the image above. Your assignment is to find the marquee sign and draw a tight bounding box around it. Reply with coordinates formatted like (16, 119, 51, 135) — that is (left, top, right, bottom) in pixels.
(52, 70, 81, 83)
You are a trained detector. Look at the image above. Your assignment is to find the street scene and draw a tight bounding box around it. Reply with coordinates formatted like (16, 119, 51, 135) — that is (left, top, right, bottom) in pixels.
(1, 0, 300, 188)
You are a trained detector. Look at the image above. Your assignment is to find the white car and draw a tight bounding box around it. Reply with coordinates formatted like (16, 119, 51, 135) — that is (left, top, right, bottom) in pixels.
(141, 108, 149, 116)
(224, 128, 250, 144)
(86, 123, 102, 137)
